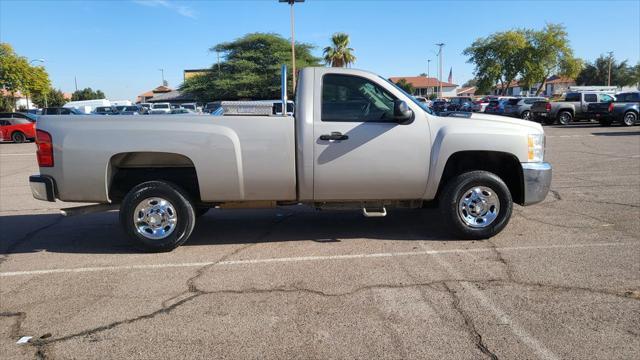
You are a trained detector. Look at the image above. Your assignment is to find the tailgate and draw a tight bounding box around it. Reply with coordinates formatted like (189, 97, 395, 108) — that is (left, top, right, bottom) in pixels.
(531, 101, 549, 113)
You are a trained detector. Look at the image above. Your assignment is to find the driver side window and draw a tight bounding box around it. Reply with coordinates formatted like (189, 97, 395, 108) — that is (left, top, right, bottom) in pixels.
(322, 74, 396, 122)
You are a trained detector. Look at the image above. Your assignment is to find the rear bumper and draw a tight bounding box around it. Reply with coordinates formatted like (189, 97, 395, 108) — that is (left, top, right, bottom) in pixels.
(521, 162, 552, 206)
(29, 175, 56, 202)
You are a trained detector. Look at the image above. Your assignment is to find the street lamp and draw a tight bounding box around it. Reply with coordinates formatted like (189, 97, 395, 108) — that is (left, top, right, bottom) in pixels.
(27, 59, 45, 110)
(279, 0, 304, 92)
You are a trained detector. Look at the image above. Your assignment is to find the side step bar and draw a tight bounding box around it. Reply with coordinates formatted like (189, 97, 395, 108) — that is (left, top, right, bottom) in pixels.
(362, 206, 387, 218)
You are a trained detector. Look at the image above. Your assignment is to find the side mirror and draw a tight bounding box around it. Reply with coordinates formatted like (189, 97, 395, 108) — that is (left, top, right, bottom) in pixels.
(394, 100, 414, 124)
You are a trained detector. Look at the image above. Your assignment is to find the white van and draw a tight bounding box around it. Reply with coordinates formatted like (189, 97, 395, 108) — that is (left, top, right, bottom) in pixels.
(63, 99, 111, 114)
(149, 103, 171, 114)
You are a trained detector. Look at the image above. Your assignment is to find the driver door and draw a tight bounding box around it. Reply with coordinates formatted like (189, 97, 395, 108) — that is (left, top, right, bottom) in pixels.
(312, 73, 430, 200)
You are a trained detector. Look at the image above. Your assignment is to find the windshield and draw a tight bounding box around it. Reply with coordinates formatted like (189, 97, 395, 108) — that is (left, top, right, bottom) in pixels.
(154, 104, 169, 109)
(379, 76, 433, 114)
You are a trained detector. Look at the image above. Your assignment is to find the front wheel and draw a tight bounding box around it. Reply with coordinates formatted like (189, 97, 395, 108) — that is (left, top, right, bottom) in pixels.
(439, 171, 513, 239)
(521, 110, 532, 120)
(623, 111, 637, 126)
(120, 181, 196, 252)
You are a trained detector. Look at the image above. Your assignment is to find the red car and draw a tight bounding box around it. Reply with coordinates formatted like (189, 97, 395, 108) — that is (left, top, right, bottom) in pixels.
(0, 113, 36, 143)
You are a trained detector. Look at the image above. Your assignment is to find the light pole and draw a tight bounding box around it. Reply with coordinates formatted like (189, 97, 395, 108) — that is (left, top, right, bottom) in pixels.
(607, 51, 613, 87)
(435, 43, 445, 99)
(279, 0, 304, 93)
(26, 59, 45, 110)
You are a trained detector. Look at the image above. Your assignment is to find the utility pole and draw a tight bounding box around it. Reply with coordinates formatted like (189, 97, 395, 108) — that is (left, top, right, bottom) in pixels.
(74, 76, 78, 92)
(435, 43, 445, 99)
(159, 68, 166, 86)
(216, 50, 221, 72)
(607, 51, 613, 87)
(280, 0, 304, 92)
(427, 59, 431, 97)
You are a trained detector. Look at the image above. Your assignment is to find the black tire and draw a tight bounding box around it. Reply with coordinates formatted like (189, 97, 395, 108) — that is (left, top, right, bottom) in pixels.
(439, 171, 513, 240)
(623, 111, 637, 126)
(557, 111, 573, 125)
(521, 110, 531, 120)
(11, 131, 26, 143)
(120, 181, 196, 252)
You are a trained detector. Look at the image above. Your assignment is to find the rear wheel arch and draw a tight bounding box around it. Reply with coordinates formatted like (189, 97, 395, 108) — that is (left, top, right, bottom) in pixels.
(107, 152, 201, 204)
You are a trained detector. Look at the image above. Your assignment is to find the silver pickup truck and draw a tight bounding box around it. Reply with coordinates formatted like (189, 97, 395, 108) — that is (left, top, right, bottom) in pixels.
(30, 67, 551, 251)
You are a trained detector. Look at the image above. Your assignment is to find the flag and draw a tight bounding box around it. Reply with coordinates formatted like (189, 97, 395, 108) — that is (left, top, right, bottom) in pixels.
(448, 67, 453, 84)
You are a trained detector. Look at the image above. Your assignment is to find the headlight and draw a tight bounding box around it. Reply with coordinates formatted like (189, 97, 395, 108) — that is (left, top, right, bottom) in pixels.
(527, 134, 545, 162)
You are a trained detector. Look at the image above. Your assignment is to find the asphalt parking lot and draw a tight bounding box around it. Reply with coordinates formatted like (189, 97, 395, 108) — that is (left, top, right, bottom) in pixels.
(1, 123, 639, 359)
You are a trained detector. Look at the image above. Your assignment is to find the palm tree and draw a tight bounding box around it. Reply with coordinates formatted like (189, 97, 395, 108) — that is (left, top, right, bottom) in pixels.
(323, 33, 356, 68)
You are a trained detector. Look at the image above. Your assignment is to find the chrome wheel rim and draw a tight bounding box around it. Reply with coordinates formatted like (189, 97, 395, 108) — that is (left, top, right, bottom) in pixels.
(458, 186, 500, 228)
(522, 111, 531, 120)
(624, 113, 636, 126)
(134, 197, 177, 240)
(559, 113, 570, 125)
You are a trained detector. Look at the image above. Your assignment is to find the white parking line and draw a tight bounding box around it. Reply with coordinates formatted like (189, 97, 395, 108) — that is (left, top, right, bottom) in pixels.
(0, 153, 33, 156)
(0, 242, 632, 278)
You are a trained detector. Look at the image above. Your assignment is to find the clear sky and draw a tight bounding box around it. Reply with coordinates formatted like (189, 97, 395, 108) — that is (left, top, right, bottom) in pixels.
(1, 0, 639, 100)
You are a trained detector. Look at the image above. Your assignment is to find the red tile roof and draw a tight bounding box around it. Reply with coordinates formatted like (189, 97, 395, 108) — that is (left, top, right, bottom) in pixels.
(546, 76, 575, 85)
(389, 76, 457, 88)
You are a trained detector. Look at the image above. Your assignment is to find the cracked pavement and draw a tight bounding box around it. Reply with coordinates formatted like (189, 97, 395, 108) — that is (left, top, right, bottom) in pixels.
(1, 124, 639, 359)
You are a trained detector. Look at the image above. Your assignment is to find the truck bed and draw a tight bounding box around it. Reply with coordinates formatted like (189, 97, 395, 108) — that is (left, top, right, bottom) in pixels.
(36, 114, 297, 203)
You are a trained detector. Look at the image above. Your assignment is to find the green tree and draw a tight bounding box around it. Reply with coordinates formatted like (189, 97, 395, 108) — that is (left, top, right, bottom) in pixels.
(323, 32, 356, 68)
(576, 55, 638, 87)
(71, 87, 106, 101)
(180, 33, 321, 101)
(520, 24, 582, 95)
(393, 78, 415, 93)
(0, 43, 51, 110)
(464, 30, 528, 95)
(464, 24, 581, 96)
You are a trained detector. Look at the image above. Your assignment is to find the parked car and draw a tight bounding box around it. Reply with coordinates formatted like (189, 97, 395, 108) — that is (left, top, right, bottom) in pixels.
(531, 91, 615, 125)
(30, 66, 551, 251)
(41, 107, 84, 115)
(203, 102, 218, 113)
(170, 108, 196, 115)
(63, 99, 110, 114)
(139, 103, 152, 114)
(588, 91, 639, 126)
(117, 106, 142, 115)
(447, 97, 474, 112)
(150, 103, 172, 114)
(503, 97, 547, 120)
(430, 99, 448, 112)
(472, 96, 497, 112)
(485, 98, 512, 114)
(181, 103, 197, 112)
(0, 115, 36, 143)
(93, 106, 119, 115)
(0, 112, 39, 123)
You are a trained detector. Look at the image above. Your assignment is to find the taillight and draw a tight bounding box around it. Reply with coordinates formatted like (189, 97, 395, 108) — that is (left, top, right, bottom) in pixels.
(545, 102, 551, 111)
(608, 102, 614, 112)
(36, 130, 54, 167)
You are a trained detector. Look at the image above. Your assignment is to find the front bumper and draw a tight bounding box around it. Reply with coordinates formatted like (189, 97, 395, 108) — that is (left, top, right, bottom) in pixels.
(29, 175, 56, 202)
(521, 162, 552, 205)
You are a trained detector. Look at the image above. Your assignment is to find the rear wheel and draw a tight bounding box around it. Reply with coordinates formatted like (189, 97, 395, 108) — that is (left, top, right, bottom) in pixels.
(521, 110, 532, 120)
(623, 111, 637, 126)
(11, 131, 26, 143)
(120, 181, 196, 252)
(557, 111, 573, 125)
(439, 171, 513, 239)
